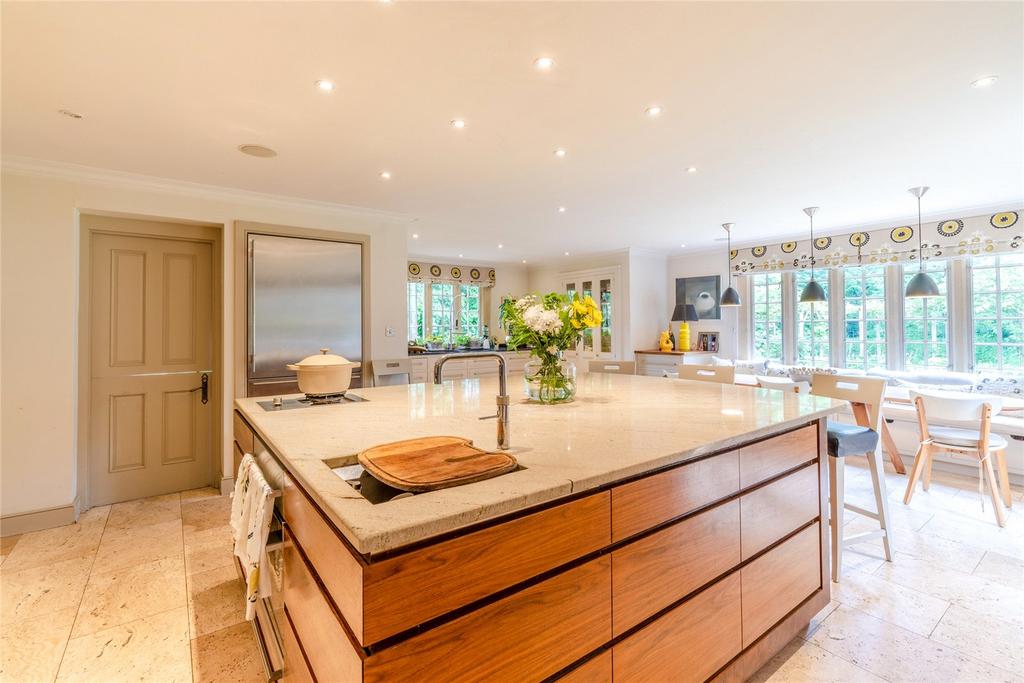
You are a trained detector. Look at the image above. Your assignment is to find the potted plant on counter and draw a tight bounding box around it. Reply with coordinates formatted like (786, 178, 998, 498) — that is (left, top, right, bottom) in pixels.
(500, 293, 602, 404)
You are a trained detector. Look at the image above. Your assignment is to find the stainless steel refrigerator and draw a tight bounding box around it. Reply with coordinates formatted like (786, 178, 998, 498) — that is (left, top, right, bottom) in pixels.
(247, 234, 363, 396)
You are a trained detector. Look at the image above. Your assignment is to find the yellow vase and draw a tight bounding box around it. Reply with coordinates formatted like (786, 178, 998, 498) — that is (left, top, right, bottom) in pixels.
(659, 330, 673, 352)
(677, 322, 690, 351)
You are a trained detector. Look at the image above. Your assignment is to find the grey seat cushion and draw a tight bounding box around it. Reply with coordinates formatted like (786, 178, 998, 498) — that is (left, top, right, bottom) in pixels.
(826, 420, 879, 457)
(929, 425, 1007, 450)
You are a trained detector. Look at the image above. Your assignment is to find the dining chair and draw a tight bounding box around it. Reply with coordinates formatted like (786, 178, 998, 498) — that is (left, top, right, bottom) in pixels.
(755, 376, 811, 394)
(589, 360, 636, 375)
(371, 358, 411, 386)
(903, 391, 1009, 527)
(811, 373, 893, 582)
(677, 364, 735, 385)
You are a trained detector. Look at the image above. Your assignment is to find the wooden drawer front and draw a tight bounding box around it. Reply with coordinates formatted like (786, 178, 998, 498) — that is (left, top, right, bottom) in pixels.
(232, 442, 244, 478)
(233, 410, 255, 455)
(363, 491, 610, 645)
(612, 500, 740, 636)
(612, 451, 739, 541)
(740, 463, 819, 560)
(279, 608, 314, 683)
(364, 556, 611, 683)
(282, 529, 363, 682)
(282, 478, 365, 642)
(739, 425, 817, 489)
(558, 651, 612, 683)
(741, 522, 821, 647)
(614, 572, 742, 683)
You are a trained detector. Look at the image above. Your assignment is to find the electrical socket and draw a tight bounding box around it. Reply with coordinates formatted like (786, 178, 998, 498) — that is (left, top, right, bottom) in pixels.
(385, 327, 395, 337)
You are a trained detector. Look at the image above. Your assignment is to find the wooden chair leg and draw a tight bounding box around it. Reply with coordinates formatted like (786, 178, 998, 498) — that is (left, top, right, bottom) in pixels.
(866, 447, 894, 562)
(922, 448, 934, 491)
(980, 455, 1007, 527)
(829, 455, 844, 582)
(994, 450, 1012, 509)
(903, 443, 929, 505)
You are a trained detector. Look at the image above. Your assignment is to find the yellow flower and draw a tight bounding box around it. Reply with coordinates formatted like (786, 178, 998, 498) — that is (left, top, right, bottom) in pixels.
(572, 299, 587, 314)
(571, 318, 583, 329)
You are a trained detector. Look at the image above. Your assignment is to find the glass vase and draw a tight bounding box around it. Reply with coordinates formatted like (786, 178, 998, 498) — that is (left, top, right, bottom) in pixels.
(524, 357, 577, 404)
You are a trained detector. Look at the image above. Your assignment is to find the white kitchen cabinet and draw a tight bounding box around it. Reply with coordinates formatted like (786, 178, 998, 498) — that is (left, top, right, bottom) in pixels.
(635, 350, 715, 377)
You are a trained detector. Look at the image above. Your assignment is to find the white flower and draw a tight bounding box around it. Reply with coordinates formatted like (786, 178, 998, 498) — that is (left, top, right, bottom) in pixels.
(523, 305, 563, 334)
(546, 345, 558, 355)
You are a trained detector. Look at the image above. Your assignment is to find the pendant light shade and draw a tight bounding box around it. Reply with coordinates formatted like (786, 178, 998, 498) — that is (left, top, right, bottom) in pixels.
(905, 186, 940, 298)
(798, 206, 828, 303)
(720, 223, 741, 307)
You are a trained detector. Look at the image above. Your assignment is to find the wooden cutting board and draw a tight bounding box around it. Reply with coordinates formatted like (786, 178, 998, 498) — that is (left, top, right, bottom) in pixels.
(357, 436, 517, 492)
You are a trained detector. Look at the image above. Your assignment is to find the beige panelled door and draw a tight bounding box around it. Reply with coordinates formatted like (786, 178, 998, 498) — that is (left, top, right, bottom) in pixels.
(90, 231, 214, 504)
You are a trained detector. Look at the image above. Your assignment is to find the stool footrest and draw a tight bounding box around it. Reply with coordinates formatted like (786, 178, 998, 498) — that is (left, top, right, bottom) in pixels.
(842, 529, 887, 546)
(845, 503, 880, 519)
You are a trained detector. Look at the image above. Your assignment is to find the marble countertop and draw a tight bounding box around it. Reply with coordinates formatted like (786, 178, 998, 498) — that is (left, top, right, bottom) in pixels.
(234, 373, 842, 556)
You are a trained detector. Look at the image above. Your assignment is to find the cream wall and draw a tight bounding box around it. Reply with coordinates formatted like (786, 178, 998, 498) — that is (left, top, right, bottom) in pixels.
(488, 262, 528, 339)
(666, 250, 741, 359)
(0, 163, 411, 520)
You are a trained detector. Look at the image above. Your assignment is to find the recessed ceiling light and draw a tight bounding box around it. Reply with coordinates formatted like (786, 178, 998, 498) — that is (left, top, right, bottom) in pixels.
(58, 109, 83, 119)
(314, 79, 335, 92)
(522, 259, 527, 264)
(379, 170, 391, 180)
(558, 206, 567, 213)
(970, 75, 999, 88)
(554, 148, 567, 158)
(459, 254, 464, 258)
(533, 56, 555, 71)
(450, 119, 466, 129)
(412, 233, 419, 239)
(564, 251, 570, 256)
(498, 244, 504, 249)
(687, 166, 698, 174)
(680, 244, 687, 248)
(238, 144, 277, 158)
(645, 105, 663, 117)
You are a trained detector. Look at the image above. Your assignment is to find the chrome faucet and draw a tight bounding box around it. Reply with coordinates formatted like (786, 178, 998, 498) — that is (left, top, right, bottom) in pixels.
(433, 352, 510, 450)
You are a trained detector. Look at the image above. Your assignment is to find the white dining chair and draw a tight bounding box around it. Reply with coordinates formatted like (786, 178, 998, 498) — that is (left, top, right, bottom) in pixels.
(811, 373, 894, 582)
(589, 360, 636, 375)
(903, 391, 1010, 527)
(677, 364, 735, 385)
(755, 376, 811, 394)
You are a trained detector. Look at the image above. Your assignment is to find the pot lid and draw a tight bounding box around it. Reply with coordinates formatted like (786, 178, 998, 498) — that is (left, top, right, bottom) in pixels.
(291, 348, 353, 368)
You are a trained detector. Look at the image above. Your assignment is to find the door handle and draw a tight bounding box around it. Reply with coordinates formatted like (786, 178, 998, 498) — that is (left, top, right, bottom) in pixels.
(191, 373, 209, 404)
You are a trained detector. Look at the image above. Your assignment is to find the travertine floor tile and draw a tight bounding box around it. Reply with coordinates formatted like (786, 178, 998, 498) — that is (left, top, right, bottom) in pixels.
(0, 606, 77, 683)
(186, 533, 235, 576)
(749, 635, 885, 682)
(920, 511, 1024, 561)
(190, 621, 264, 683)
(91, 518, 184, 574)
(852, 523, 988, 573)
(830, 570, 949, 636)
(809, 604, 1019, 682)
(72, 556, 187, 637)
(56, 607, 191, 683)
(181, 487, 223, 504)
(930, 605, 1024, 674)
(1, 520, 104, 572)
(0, 555, 93, 623)
(973, 550, 1024, 589)
(874, 553, 1024, 628)
(78, 505, 111, 527)
(106, 493, 181, 530)
(1, 534, 22, 561)
(182, 496, 232, 537)
(802, 599, 840, 639)
(187, 563, 246, 638)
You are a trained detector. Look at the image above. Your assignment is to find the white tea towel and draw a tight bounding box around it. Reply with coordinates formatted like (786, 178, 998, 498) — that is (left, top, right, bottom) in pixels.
(230, 454, 255, 543)
(235, 462, 275, 621)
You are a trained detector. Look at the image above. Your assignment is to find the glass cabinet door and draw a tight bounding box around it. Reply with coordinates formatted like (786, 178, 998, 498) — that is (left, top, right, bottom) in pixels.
(562, 273, 616, 359)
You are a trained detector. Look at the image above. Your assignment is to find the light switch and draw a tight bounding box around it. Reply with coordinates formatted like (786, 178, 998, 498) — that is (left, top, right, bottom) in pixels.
(385, 327, 395, 337)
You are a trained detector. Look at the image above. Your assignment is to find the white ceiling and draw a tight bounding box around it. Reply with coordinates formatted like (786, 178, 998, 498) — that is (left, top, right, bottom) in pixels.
(3, 2, 1022, 263)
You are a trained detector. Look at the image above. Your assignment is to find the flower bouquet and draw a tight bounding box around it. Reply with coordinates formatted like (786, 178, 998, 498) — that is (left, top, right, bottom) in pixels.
(500, 293, 602, 403)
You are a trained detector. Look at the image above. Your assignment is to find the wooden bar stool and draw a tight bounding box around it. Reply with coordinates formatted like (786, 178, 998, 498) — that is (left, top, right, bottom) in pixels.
(811, 374, 894, 582)
(903, 391, 1009, 527)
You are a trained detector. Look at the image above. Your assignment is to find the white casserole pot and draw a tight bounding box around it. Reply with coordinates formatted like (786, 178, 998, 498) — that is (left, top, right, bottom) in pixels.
(287, 348, 356, 396)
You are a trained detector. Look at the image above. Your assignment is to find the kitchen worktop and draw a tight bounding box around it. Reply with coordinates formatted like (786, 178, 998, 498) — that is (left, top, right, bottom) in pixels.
(234, 373, 841, 556)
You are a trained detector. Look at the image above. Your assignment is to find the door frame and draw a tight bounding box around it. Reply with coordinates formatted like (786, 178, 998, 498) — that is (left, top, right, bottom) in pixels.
(77, 213, 224, 511)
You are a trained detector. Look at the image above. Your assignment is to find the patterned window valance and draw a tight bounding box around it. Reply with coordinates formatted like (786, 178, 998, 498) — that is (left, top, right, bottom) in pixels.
(408, 261, 496, 287)
(732, 209, 1021, 274)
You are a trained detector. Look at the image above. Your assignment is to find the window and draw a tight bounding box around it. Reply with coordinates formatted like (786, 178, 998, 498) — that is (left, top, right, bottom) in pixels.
(903, 261, 949, 370)
(599, 278, 612, 353)
(430, 283, 454, 343)
(459, 284, 482, 338)
(750, 273, 784, 361)
(843, 265, 887, 370)
(794, 270, 830, 366)
(972, 254, 1023, 372)
(407, 282, 424, 342)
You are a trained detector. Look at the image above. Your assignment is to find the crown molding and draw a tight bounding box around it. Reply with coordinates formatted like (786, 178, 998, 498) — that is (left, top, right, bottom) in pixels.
(1, 155, 416, 224)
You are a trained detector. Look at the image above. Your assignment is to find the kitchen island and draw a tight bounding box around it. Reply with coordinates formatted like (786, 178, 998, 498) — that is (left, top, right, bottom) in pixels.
(234, 373, 841, 682)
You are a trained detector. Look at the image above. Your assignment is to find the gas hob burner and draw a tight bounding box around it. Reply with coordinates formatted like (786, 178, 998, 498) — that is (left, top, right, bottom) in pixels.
(256, 393, 368, 411)
(300, 392, 348, 405)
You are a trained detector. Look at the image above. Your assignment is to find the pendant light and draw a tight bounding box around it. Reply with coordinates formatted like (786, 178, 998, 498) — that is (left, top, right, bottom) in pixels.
(720, 223, 741, 307)
(799, 206, 827, 303)
(904, 186, 941, 298)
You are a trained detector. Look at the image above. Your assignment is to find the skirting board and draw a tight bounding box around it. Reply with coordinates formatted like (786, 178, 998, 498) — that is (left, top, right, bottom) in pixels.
(1, 498, 80, 537)
(221, 476, 234, 496)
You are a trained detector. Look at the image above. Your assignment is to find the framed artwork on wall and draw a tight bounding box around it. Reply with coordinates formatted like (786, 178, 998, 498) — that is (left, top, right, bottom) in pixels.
(697, 331, 720, 353)
(675, 275, 721, 320)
